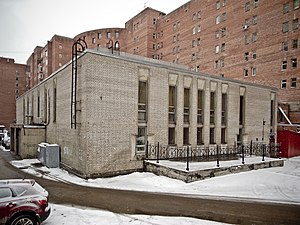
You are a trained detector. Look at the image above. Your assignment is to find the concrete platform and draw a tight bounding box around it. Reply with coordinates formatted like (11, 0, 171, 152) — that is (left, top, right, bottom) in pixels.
(144, 157, 284, 183)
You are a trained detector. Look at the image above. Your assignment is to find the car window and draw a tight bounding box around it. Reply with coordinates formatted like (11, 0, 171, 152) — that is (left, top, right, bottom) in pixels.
(0, 188, 12, 199)
(13, 186, 27, 196)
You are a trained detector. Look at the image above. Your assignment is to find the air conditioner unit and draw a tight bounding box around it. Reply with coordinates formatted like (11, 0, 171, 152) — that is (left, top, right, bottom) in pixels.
(243, 25, 249, 30)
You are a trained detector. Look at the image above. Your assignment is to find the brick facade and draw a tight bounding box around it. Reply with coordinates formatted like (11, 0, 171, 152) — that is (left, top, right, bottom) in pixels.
(14, 49, 277, 177)
(0, 57, 27, 128)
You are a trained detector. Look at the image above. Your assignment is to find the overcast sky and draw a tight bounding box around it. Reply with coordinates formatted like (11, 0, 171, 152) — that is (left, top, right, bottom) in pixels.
(0, 0, 189, 64)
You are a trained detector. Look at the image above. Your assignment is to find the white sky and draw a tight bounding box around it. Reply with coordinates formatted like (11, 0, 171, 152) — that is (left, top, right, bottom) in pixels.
(0, 0, 189, 64)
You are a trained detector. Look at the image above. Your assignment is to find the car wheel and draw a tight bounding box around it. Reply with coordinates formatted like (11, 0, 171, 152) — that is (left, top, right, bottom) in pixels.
(10, 215, 39, 225)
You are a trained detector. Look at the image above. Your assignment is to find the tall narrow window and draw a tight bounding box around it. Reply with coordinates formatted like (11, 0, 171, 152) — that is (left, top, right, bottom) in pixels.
(239, 96, 245, 125)
(283, 42, 288, 51)
(184, 88, 190, 123)
(221, 93, 227, 126)
(138, 81, 147, 122)
(283, 22, 289, 33)
(221, 128, 226, 144)
(292, 58, 297, 68)
(282, 60, 287, 70)
(281, 79, 287, 89)
(197, 127, 203, 145)
(169, 86, 176, 124)
(44, 88, 48, 123)
(292, 39, 298, 49)
(168, 127, 176, 145)
(53, 82, 57, 122)
(210, 92, 215, 124)
(294, 0, 299, 10)
(37, 91, 40, 117)
(210, 128, 215, 144)
(270, 100, 274, 129)
(136, 127, 146, 152)
(293, 18, 299, 30)
(291, 77, 297, 88)
(183, 127, 189, 145)
(197, 90, 203, 124)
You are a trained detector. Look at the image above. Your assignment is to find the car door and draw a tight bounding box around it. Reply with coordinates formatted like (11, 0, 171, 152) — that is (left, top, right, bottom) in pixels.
(0, 187, 14, 223)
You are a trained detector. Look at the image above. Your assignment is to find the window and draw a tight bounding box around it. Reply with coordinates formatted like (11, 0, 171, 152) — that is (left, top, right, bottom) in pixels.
(197, 11, 201, 19)
(221, 28, 226, 37)
(92, 38, 96, 44)
(192, 26, 196, 34)
(254, 0, 259, 8)
(173, 35, 176, 43)
(59, 44, 62, 49)
(0, 188, 12, 198)
(253, 15, 258, 25)
(216, 1, 221, 9)
(282, 60, 287, 70)
(197, 25, 201, 33)
(222, 12, 226, 21)
(221, 128, 227, 144)
(138, 81, 147, 122)
(153, 33, 156, 39)
(245, 35, 250, 44)
(153, 18, 156, 25)
(291, 78, 297, 88)
(252, 50, 257, 59)
(153, 44, 156, 50)
(281, 79, 287, 88)
(192, 53, 197, 61)
(283, 21, 289, 32)
(115, 31, 119, 39)
(197, 38, 201, 45)
(215, 45, 220, 53)
(239, 96, 245, 125)
(173, 23, 177, 31)
(216, 15, 221, 24)
(245, 18, 250, 26)
(283, 42, 288, 51)
(168, 127, 176, 145)
(169, 86, 176, 124)
(293, 18, 299, 30)
(252, 32, 257, 42)
(292, 58, 298, 68)
(197, 90, 203, 124)
(283, 3, 289, 13)
(221, 43, 225, 52)
(209, 128, 215, 144)
(251, 67, 256, 76)
(98, 32, 101, 39)
(220, 58, 225, 67)
(292, 39, 298, 49)
(244, 68, 249, 77)
(221, 93, 227, 125)
(215, 60, 219, 68)
(184, 88, 190, 123)
(215, 30, 220, 39)
(107, 32, 111, 39)
(245, 2, 250, 11)
(244, 52, 249, 61)
(222, 0, 227, 7)
(183, 128, 189, 145)
(192, 40, 196, 47)
(192, 13, 197, 21)
(210, 92, 215, 124)
(136, 127, 146, 152)
(294, 0, 299, 9)
(197, 127, 203, 145)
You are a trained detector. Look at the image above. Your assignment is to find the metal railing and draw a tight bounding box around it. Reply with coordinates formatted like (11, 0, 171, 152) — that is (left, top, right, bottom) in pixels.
(145, 141, 281, 171)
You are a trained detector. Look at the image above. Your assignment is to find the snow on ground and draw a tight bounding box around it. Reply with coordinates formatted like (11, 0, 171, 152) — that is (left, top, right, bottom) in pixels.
(9, 156, 300, 204)
(43, 204, 228, 225)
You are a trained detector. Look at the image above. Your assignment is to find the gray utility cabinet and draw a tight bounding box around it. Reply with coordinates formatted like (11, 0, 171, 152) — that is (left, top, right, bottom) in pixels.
(38, 143, 60, 168)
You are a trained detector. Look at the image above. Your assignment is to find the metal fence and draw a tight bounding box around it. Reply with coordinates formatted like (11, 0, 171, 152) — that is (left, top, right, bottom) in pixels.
(145, 141, 281, 170)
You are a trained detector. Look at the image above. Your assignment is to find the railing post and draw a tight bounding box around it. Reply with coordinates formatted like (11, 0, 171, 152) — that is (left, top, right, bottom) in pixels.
(145, 141, 149, 159)
(186, 146, 190, 171)
(216, 145, 220, 167)
(262, 144, 265, 161)
(156, 142, 160, 163)
(242, 145, 245, 164)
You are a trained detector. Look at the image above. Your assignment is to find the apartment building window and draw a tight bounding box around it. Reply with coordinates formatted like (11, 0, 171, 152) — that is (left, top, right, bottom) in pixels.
(292, 58, 298, 68)
(197, 127, 203, 145)
(222, 13, 227, 21)
(59, 44, 62, 49)
(220, 58, 225, 67)
(197, 90, 203, 124)
(92, 38, 96, 44)
(283, 21, 289, 32)
(138, 81, 147, 122)
(216, 15, 221, 24)
(251, 67, 256, 76)
(136, 126, 146, 152)
(254, 0, 259, 8)
(215, 31, 220, 39)
(283, 3, 289, 13)
(177, 21, 180, 29)
(222, 0, 227, 7)
(169, 86, 176, 124)
(215, 45, 220, 53)
(98, 32, 101, 39)
(168, 127, 176, 145)
(153, 44, 156, 50)
(253, 15, 258, 24)
(294, 0, 299, 9)
(244, 68, 249, 77)
(245, 18, 251, 27)
(192, 53, 198, 61)
(293, 18, 299, 30)
(107, 32, 111, 39)
(192, 40, 196, 47)
(173, 23, 177, 31)
(197, 38, 201, 46)
(173, 35, 176, 43)
(215, 60, 219, 68)
(221, 43, 225, 52)
(183, 128, 189, 145)
(153, 33, 156, 39)
(197, 25, 201, 33)
(291, 78, 297, 88)
(252, 50, 257, 59)
(153, 18, 156, 25)
(216, 1, 221, 10)
(283, 42, 288, 51)
(184, 88, 190, 124)
(281, 79, 287, 88)
(210, 92, 215, 125)
(245, 35, 251, 44)
(245, 52, 249, 61)
(192, 26, 196, 34)
(221, 28, 226, 37)
(197, 11, 201, 19)
(192, 13, 197, 21)
(252, 32, 257, 42)
(282, 60, 287, 70)
(115, 31, 119, 39)
(245, 2, 250, 11)
(292, 39, 298, 49)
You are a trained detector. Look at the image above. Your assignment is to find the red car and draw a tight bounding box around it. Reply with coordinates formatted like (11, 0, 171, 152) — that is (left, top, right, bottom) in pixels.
(0, 179, 51, 225)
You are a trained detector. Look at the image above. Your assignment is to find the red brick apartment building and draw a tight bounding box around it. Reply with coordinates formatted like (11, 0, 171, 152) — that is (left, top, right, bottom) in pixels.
(25, 0, 299, 123)
(0, 57, 27, 128)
